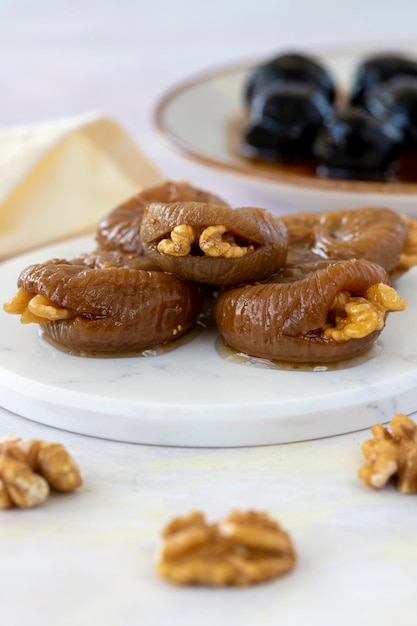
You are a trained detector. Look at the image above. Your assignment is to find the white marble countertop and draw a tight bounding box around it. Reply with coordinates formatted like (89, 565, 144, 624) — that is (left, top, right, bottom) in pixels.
(1, 1, 417, 624)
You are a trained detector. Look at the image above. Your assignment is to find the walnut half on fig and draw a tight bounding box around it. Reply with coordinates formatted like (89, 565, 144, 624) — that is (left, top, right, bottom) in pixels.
(215, 258, 407, 364)
(3, 251, 203, 355)
(140, 202, 288, 286)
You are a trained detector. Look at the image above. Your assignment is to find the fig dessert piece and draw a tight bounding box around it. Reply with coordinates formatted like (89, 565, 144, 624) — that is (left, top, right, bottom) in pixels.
(3, 250, 203, 355)
(140, 201, 288, 286)
(282, 206, 409, 272)
(96, 180, 228, 255)
(214, 258, 407, 364)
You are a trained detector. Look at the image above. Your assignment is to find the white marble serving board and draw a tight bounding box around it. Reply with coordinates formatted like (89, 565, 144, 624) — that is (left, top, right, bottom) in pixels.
(1, 236, 417, 447)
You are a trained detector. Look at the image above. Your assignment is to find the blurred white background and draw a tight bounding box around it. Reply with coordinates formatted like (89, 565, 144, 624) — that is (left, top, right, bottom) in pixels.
(1, 0, 416, 199)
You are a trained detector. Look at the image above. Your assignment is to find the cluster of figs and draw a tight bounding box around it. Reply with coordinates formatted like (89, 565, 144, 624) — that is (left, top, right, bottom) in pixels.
(3, 180, 411, 366)
(242, 50, 417, 181)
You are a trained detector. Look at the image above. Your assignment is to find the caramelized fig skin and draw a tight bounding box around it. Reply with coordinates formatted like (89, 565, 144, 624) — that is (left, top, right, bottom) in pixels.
(282, 207, 408, 272)
(214, 259, 390, 364)
(140, 202, 288, 286)
(96, 180, 228, 255)
(70, 249, 161, 271)
(17, 256, 202, 354)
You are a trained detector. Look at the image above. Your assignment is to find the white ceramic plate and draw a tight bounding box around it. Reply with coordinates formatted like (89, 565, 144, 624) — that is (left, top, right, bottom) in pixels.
(1, 236, 417, 447)
(155, 45, 417, 215)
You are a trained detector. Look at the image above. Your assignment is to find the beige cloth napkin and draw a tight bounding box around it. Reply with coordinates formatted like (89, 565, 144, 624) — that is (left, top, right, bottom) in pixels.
(0, 111, 163, 259)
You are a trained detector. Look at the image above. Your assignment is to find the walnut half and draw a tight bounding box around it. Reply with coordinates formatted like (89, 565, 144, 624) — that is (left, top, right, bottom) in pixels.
(156, 510, 296, 586)
(358, 414, 417, 494)
(0, 435, 83, 509)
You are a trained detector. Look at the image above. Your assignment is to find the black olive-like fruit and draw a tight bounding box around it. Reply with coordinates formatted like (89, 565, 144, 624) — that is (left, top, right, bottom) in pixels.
(244, 52, 336, 106)
(365, 76, 417, 150)
(313, 107, 402, 180)
(242, 82, 332, 161)
(350, 54, 417, 107)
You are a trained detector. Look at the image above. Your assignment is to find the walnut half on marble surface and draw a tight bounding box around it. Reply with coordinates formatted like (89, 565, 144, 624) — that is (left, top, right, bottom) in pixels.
(358, 414, 417, 494)
(0, 434, 82, 509)
(156, 510, 296, 586)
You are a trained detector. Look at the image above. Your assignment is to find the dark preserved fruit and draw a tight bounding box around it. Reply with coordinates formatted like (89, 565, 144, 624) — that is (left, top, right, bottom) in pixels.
(243, 83, 332, 161)
(365, 76, 417, 150)
(241, 49, 417, 183)
(313, 108, 402, 180)
(244, 52, 336, 106)
(350, 54, 417, 107)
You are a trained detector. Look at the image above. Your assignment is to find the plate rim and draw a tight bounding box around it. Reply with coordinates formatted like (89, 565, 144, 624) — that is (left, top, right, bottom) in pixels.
(154, 44, 417, 196)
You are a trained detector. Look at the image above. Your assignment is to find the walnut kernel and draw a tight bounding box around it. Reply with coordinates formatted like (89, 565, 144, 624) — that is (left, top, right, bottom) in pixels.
(199, 225, 254, 258)
(0, 435, 82, 509)
(358, 414, 417, 494)
(156, 510, 296, 586)
(324, 283, 407, 342)
(3, 288, 76, 324)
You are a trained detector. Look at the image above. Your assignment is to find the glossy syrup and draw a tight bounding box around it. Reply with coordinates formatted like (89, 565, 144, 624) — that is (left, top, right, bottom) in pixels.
(215, 336, 383, 372)
(39, 324, 202, 359)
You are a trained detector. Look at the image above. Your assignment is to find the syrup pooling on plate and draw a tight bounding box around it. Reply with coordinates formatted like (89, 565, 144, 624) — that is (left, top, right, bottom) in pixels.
(215, 335, 383, 372)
